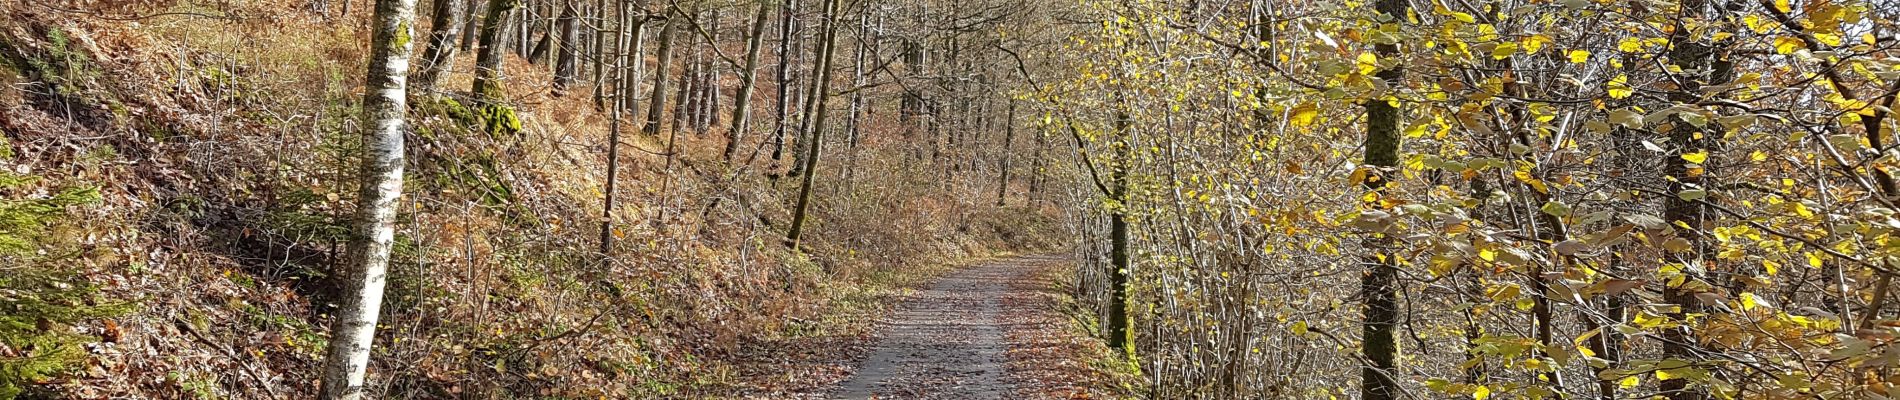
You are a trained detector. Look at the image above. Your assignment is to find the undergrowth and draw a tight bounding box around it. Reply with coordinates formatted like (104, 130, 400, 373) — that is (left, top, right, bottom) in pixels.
(0, 151, 127, 400)
(0, 1, 1064, 397)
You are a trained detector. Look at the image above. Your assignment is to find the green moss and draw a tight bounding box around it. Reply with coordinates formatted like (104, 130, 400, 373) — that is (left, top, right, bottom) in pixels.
(138, 118, 176, 141)
(478, 102, 521, 137)
(473, 80, 506, 101)
(433, 97, 477, 125)
(392, 21, 413, 51)
(417, 96, 518, 137)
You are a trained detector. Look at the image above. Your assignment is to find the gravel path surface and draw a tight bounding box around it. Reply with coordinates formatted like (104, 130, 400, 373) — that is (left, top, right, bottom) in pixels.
(827, 258, 1032, 399)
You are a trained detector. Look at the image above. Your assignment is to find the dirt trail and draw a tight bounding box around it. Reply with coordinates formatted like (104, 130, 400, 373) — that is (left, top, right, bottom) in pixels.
(827, 256, 1060, 399)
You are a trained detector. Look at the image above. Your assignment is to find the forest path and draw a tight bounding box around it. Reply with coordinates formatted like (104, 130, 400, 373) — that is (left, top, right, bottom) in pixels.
(826, 255, 1066, 399)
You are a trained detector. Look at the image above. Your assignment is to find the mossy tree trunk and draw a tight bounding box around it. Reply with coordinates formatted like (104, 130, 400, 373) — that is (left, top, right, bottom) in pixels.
(471, 0, 520, 100)
(784, 0, 842, 250)
(316, 0, 418, 398)
(1358, 0, 1406, 398)
(1106, 109, 1132, 359)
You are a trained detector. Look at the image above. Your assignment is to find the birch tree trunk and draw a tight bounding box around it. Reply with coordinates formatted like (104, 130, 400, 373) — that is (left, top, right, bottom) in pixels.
(316, 0, 417, 397)
(694, 10, 720, 133)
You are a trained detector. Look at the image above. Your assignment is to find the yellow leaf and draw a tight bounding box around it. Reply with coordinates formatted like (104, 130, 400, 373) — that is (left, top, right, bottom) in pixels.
(1619, 376, 1640, 389)
(1744, 15, 1773, 34)
(1808, 252, 1824, 268)
(1568, 49, 1590, 64)
(1681, 150, 1708, 164)
(1479, 249, 1497, 262)
(1774, 36, 1803, 54)
(1291, 103, 1319, 127)
(1773, 0, 1791, 13)
(1607, 74, 1633, 99)
(1522, 34, 1550, 54)
(1617, 37, 1642, 53)
(1491, 42, 1518, 59)
(1357, 53, 1379, 75)
(1473, 385, 1491, 400)
(1814, 33, 1843, 46)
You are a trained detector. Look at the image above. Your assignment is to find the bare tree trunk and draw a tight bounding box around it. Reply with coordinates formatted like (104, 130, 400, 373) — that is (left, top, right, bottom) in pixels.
(768, 0, 799, 176)
(412, 0, 466, 93)
(1027, 127, 1044, 203)
(552, 0, 580, 95)
(459, 0, 482, 50)
(597, 0, 627, 275)
(472, 0, 521, 99)
(723, 1, 768, 161)
(840, 7, 867, 188)
(672, 54, 696, 131)
(784, 0, 842, 250)
(590, 0, 607, 107)
(674, 8, 704, 135)
(512, 5, 530, 57)
(786, 7, 823, 179)
(1660, 2, 1714, 399)
(996, 100, 1014, 207)
(619, 9, 647, 115)
(643, 8, 679, 135)
(317, 0, 417, 397)
(526, 0, 554, 64)
(695, 10, 720, 134)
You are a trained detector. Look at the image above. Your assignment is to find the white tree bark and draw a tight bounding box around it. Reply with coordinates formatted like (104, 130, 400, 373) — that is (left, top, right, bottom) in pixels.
(318, 0, 418, 398)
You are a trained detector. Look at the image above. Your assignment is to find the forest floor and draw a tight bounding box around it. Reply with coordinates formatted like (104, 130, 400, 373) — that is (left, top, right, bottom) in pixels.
(723, 255, 1129, 399)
